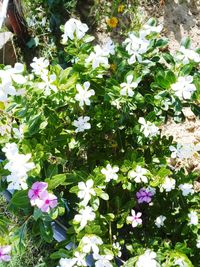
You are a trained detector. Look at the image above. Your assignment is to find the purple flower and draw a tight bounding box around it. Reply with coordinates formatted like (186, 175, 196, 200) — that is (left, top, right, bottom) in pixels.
(0, 246, 11, 262)
(136, 187, 155, 204)
(36, 191, 58, 213)
(28, 182, 48, 206)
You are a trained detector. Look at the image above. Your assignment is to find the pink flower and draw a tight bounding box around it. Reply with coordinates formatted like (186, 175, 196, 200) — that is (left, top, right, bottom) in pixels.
(127, 209, 142, 228)
(0, 246, 11, 262)
(28, 182, 48, 205)
(36, 191, 58, 212)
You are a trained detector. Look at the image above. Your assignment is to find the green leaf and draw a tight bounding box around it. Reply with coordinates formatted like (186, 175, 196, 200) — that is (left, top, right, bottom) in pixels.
(50, 249, 69, 259)
(10, 190, 31, 209)
(45, 173, 67, 190)
(39, 220, 53, 243)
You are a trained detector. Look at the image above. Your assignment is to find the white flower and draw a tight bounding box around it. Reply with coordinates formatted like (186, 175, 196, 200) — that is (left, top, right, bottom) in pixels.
(13, 124, 24, 140)
(113, 242, 122, 257)
(160, 177, 176, 192)
(188, 211, 198, 226)
(174, 258, 187, 267)
(30, 57, 49, 76)
(81, 235, 103, 254)
(127, 209, 142, 228)
(120, 75, 139, 97)
(74, 252, 87, 266)
(155, 215, 166, 228)
(0, 63, 26, 102)
(169, 143, 200, 159)
(142, 24, 163, 36)
(178, 46, 200, 65)
(101, 164, 119, 182)
(102, 38, 115, 56)
(75, 82, 95, 107)
(2, 143, 19, 160)
(196, 238, 200, 248)
(171, 76, 196, 100)
(74, 206, 95, 229)
(93, 253, 113, 267)
(57, 257, 77, 267)
(73, 116, 91, 133)
(85, 45, 109, 69)
(178, 183, 194, 196)
(2, 143, 35, 191)
(136, 250, 159, 267)
(62, 18, 88, 43)
(139, 117, 159, 138)
(129, 166, 148, 183)
(38, 73, 57, 95)
(78, 179, 96, 206)
(123, 32, 150, 64)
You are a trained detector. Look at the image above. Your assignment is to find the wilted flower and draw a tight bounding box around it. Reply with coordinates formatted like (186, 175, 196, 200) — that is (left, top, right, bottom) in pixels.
(136, 250, 158, 267)
(169, 143, 200, 159)
(101, 164, 119, 182)
(171, 76, 196, 100)
(139, 117, 159, 138)
(93, 253, 113, 267)
(0, 245, 11, 262)
(81, 235, 103, 254)
(188, 211, 198, 226)
(30, 57, 49, 76)
(107, 17, 118, 28)
(74, 206, 95, 229)
(129, 166, 148, 183)
(78, 179, 96, 206)
(160, 177, 176, 192)
(155, 215, 166, 228)
(75, 82, 95, 107)
(127, 209, 142, 228)
(118, 4, 125, 13)
(62, 18, 88, 43)
(178, 183, 194, 196)
(120, 75, 139, 97)
(73, 116, 91, 133)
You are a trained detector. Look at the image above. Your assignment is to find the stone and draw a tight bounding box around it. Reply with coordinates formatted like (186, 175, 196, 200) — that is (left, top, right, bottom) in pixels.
(0, 31, 16, 65)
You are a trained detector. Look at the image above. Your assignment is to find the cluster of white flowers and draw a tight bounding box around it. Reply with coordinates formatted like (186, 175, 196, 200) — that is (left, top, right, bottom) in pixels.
(2, 143, 35, 190)
(129, 165, 148, 183)
(62, 18, 89, 43)
(120, 75, 140, 97)
(0, 63, 26, 102)
(138, 117, 159, 138)
(101, 164, 119, 182)
(160, 177, 176, 192)
(135, 250, 159, 267)
(169, 143, 200, 159)
(155, 215, 166, 228)
(85, 38, 115, 69)
(171, 76, 196, 100)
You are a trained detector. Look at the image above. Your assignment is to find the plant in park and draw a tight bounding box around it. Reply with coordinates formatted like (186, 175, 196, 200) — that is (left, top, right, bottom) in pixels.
(0, 16, 199, 267)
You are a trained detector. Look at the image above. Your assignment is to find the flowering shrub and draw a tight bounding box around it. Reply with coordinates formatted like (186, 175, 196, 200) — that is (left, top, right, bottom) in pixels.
(0, 17, 200, 266)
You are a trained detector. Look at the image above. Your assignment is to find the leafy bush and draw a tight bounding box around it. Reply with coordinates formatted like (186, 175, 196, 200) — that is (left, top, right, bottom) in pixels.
(0, 17, 200, 266)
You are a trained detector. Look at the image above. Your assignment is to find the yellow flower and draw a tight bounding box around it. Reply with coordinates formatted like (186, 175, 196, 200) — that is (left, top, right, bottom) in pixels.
(118, 4, 125, 13)
(107, 17, 118, 28)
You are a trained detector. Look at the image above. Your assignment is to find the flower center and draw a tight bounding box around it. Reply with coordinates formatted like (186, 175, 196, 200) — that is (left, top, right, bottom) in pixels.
(45, 199, 50, 204)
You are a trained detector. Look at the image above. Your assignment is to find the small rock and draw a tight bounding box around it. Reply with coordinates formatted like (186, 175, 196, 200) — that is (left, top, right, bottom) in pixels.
(182, 107, 196, 121)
